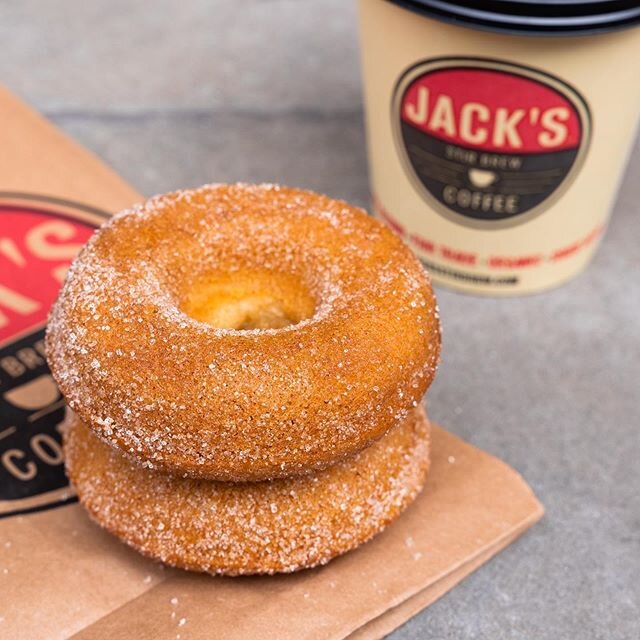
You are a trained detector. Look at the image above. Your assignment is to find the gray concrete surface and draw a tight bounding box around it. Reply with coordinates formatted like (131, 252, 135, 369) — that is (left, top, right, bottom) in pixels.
(2, 1, 639, 638)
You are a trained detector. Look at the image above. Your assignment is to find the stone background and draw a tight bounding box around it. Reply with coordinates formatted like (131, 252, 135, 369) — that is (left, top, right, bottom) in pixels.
(2, 2, 638, 638)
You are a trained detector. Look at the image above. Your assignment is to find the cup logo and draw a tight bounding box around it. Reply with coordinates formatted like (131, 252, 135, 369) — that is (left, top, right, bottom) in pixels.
(393, 58, 591, 228)
(0, 194, 107, 518)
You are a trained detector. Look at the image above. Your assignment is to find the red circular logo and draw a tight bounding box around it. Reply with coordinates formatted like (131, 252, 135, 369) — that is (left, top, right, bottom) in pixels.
(0, 194, 107, 518)
(393, 58, 591, 227)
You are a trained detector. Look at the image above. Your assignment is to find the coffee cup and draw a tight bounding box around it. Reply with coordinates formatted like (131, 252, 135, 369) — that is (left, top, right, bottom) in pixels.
(358, 0, 640, 294)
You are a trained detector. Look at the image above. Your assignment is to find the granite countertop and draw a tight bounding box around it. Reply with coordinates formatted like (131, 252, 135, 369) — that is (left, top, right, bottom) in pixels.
(2, 1, 638, 638)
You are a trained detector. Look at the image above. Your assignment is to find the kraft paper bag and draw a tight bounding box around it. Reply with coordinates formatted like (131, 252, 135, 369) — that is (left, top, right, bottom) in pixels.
(0, 86, 543, 640)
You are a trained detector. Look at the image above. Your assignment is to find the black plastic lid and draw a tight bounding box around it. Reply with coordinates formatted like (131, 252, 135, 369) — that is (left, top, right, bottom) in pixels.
(387, 0, 640, 35)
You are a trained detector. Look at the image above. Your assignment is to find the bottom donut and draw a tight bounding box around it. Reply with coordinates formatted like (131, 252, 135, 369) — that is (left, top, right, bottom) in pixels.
(63, 407, 431, 575)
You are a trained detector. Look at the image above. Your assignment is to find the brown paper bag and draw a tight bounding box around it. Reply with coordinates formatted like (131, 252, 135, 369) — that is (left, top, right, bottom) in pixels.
(0, 86, 543, 639)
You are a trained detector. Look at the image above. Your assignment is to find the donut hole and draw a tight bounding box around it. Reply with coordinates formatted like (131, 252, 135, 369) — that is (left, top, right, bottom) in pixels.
(181, 269, 316, 330)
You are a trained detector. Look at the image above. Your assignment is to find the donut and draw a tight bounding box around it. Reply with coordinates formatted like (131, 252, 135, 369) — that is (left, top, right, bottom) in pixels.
(63, 406, 431, 575)
(46, 184, 440, 481)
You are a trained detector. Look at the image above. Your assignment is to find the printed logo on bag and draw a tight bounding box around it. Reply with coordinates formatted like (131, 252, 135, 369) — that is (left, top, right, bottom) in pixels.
(0, 194, 108, 518)
(392, 58, 591, 228)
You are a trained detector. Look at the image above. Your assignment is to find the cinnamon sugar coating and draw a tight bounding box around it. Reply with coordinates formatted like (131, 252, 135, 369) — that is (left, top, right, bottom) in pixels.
(63, 407, 431, 575)
(46, 184, 440, 481)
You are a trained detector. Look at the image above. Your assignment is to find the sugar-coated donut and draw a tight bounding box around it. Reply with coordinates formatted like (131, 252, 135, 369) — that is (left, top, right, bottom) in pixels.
(63, 406, 431, 575)
(47, 184, 440, 481)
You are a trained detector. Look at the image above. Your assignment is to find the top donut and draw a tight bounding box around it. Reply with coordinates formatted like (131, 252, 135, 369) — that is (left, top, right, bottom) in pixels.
(46, 184, 440, 481)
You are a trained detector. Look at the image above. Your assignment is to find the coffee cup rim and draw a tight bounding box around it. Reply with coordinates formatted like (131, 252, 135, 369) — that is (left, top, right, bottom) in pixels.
(386, 0, 640, 36)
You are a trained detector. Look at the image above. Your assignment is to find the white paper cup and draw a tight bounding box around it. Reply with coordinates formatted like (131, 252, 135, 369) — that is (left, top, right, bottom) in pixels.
(358, 0, 640, 294)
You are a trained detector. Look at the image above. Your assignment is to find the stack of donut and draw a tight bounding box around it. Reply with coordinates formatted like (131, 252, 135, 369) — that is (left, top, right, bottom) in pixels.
(46, 184, 441, 575)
